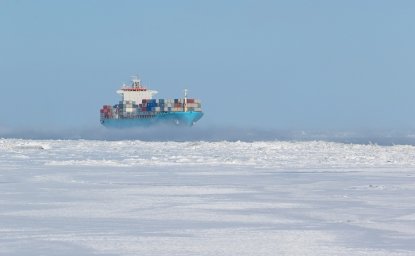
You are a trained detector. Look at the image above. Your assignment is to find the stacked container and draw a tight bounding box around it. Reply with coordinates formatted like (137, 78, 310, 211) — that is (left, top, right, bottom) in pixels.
(100, 105, 113, 119)
(102, 98, 202, 120)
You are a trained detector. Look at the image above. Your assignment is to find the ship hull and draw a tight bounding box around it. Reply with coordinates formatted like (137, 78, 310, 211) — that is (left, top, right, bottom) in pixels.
(101, 111, 203, 128)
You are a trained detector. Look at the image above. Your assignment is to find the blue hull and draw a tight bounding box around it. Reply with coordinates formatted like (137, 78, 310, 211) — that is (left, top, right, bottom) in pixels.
(101, 111, 203, 128)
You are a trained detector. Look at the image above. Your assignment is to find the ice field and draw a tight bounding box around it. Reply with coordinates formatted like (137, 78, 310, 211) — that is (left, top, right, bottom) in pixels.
(1, 138, 415, 255)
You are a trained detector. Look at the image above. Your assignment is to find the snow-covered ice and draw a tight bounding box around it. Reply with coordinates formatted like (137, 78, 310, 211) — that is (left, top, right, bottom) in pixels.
(1, 139, 415, 255)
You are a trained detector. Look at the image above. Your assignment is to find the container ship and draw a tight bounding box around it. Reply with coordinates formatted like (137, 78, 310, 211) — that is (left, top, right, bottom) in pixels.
(100, 77, 203, 128)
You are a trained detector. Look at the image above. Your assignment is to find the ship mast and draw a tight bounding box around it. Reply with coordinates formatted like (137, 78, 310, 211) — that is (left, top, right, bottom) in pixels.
(131, 75, 141, 89)
(184, 89, 188, 112)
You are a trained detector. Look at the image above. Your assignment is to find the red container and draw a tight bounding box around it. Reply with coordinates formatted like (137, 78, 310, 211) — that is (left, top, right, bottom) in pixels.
(187, 99, 195, 103)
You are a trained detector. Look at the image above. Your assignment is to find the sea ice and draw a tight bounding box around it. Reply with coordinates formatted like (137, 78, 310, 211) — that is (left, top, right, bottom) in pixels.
(0, 139, 414, 255)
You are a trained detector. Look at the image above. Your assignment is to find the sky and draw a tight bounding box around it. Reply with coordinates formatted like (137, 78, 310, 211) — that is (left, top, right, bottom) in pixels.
(1, 0, 415, 132)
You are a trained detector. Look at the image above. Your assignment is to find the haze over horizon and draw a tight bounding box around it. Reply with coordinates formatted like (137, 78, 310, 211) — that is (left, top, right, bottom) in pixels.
(1, 0, 415, 132)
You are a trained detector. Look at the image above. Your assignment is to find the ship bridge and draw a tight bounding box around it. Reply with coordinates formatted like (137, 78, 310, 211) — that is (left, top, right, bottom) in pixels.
(117, 77, 158, 103)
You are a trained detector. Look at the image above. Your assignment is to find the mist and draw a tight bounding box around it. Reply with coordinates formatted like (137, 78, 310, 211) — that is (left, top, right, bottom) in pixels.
(1, 124, 415, 146)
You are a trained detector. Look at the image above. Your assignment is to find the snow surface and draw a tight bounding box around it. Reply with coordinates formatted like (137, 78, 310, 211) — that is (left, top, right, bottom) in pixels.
(1, 138, 415, 255)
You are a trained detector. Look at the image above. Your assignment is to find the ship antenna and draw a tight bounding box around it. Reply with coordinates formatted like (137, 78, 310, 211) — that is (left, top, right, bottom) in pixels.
(131, 75, 140, 88)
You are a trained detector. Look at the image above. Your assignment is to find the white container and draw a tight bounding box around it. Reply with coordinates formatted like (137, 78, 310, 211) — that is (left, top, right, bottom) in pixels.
(187, 103, 198, 108)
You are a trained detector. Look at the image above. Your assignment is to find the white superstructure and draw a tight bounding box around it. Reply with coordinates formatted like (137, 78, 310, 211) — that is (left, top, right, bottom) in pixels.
(116, 77, 158, 104)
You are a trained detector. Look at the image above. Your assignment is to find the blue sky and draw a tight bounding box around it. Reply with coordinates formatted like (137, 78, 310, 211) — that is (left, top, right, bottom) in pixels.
(1, 0, 414, 131)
